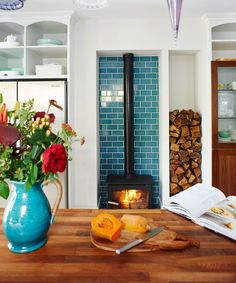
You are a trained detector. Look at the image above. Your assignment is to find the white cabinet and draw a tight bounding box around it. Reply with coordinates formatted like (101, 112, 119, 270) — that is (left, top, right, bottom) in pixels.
(212, 23, 236, 60)
(0, 15, 71, 78)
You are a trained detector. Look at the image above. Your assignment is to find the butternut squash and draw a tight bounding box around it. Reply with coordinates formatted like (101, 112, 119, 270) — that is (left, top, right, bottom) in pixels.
(91, 213, 122, 242)
(120, 214, 151, 233)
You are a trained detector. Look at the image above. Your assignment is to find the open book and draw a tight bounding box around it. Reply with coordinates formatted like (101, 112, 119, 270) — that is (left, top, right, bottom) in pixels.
(164, 183, 236, 240)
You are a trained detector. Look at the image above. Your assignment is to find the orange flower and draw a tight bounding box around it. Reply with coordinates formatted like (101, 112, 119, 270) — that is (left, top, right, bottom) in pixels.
(62, 123, 77, 137)
(80, 136, 85, 145)
(0, 103, 8, 125)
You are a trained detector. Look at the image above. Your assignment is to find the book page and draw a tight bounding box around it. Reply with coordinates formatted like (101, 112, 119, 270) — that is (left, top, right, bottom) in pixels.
(165, 183, 225, 218)
(197, 214, 236, 240)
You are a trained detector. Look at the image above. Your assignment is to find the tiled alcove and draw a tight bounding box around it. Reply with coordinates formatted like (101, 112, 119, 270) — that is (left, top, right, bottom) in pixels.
(98, 55, 159, 208)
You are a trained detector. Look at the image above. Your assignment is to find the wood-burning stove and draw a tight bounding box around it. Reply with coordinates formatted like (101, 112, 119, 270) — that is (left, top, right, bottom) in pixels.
(107, 53, 153, 209)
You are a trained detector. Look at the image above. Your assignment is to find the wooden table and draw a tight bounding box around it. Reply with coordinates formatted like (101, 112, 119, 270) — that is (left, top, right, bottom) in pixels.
(0, 209, 235, 283)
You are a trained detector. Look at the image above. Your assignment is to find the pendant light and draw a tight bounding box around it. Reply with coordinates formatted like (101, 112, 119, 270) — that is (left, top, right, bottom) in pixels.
(167, 0, 183, 40)
(74, 0, 109, 10)
(0, 0, 25, 10)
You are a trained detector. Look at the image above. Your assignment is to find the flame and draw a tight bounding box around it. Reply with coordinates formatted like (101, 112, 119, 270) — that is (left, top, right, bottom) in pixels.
(122, 190, 137, 203)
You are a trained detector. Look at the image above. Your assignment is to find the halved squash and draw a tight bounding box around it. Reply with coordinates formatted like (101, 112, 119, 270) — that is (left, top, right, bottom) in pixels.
(91, 213, 122, 242)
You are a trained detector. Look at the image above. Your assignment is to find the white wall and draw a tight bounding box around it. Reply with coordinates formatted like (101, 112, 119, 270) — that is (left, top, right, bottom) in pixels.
(69, 17, 205, 208)
(169, 53, 196, 111)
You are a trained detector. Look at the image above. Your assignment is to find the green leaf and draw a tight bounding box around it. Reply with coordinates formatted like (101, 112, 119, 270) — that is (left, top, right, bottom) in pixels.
(31, 164, 38, 183)
(25, 177, 32, 192)
(0, 93, 2, 104)
(0, 180, 10, 199)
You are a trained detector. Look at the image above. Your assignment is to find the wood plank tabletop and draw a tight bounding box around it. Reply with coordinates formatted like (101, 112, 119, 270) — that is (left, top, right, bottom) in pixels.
(0, 209, 235, 283)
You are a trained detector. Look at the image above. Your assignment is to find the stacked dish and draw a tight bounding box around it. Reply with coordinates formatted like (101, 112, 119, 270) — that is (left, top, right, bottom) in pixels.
(0, 41, 20, 47)
(36, 38, 62, 46)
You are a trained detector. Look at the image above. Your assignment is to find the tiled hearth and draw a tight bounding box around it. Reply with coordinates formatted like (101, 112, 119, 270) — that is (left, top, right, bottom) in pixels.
(98, 55, 159, 208)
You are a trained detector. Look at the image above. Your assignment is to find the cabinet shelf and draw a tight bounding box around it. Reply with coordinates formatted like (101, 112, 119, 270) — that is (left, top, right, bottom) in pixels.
(218, 116, 236, 119)
(0, 20, 68, 77)
(212, 40, 236, 51)
(26, 46, 67, 58)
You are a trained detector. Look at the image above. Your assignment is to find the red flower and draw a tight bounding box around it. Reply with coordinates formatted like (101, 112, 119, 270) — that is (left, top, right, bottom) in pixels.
(42, 144, 67, 174)
(34, 112, 55, 123)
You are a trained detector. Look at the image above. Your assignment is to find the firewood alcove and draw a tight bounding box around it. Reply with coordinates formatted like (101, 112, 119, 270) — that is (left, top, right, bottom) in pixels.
(169, 109, 202, 196)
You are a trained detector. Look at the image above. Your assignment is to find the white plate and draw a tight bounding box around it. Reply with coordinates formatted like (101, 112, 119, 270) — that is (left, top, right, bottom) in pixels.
(0, 41, 20, 47)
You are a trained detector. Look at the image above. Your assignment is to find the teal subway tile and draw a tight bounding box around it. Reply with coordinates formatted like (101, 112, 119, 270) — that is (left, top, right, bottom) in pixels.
(136, 84, 146, 91)
(146, 130, 157, 136)
(142, 136, 152, 141)
(140, 79, 151, 84)
(106, 68, 118, 73)
(101, 108, 113, 113)
(113, 153, 123, 159)
(141, 68, 151, 73)
(134, 57, 140, 61)
(112, 73, 123, 79)
(134, 130, 145, 135)
(99, 57, 107, 62)
(152, 79, 158, 84)
(146, 141, 157, 147)
(151, 135, 158, 141)
(135, 152, 147, 158)
(113, 141, 123, 147)
(133, 67, 140, 73)
(100, 73, 112, 79)
(146, 73, 157, 79)
(112, 165, 124, 170)
(146, 84, 157, 91)
(118, 158, 124, 164)
(141, 90, 151, 96)
(151, 56, 159, 61)
(151, 67, 158, 73)
(141, 124, 152, 130)
(135, 96, 146, 102)
(134, 141, 146, 147)
(108, 158, 118, 164)
(107, 147, 118, 152)
(134, 74, 145, 79)
(140, 56, 151, 61)
(151, 158, 159, 164)
(140, 113, 152, 119)
(107, 57, 118, 62)
(146, 62, 157, 68)
(146, 107, 157, 113)
(146, 96, 157, 102)
(141, 147, 152, 153)
(117, 125, 124, 130)
(99, 68, 107, 73)
(147, 153, 158, 159)
(146, 118, 156, 124)
(141, 159, 152, 164)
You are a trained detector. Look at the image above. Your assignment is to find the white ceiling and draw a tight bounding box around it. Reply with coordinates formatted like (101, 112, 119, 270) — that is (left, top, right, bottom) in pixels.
(2, 0, 236, 19)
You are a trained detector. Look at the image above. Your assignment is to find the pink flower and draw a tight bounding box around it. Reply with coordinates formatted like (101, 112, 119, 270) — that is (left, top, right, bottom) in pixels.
(42, 144, 67, 174)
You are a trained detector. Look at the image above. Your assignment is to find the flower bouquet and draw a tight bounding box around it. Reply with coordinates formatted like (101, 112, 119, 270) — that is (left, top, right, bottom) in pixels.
(0, 93, 84, 199)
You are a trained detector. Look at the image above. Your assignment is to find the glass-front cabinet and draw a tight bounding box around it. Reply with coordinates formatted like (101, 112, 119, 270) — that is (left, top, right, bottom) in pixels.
(212, 61, 236, 147)
(212, 60, 236, 196)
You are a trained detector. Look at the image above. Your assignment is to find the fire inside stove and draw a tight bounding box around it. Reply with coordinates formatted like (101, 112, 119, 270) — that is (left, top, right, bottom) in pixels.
(109, 189, 149, 209)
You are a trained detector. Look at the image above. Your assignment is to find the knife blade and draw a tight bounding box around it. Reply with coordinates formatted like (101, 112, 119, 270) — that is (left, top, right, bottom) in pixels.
(115, 226, 164, 254)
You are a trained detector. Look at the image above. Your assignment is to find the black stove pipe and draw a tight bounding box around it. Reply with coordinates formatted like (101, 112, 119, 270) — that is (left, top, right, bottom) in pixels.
(123, 53, 134, 176)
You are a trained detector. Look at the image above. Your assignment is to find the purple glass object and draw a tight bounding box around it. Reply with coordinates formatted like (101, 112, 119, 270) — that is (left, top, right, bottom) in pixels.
(167, 0, 183, 40)
(0, 0, 25, 10)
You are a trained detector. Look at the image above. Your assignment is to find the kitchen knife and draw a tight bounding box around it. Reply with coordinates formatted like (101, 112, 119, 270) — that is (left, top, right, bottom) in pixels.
(115, 226, 164, 254)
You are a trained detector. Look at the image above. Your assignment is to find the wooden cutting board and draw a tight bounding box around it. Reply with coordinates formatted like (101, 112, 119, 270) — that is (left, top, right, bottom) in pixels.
(91, 224, 200, 253)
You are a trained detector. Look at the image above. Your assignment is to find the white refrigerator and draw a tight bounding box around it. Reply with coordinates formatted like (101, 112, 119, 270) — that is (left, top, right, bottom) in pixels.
(0, 80, 68, 208)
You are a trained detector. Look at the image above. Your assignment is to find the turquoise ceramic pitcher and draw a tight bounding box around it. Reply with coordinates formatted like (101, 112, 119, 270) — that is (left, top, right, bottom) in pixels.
(3, 179, 62, 253)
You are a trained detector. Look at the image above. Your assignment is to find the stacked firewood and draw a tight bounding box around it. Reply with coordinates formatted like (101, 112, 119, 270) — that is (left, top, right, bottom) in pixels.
(169, 109, 202, 196)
